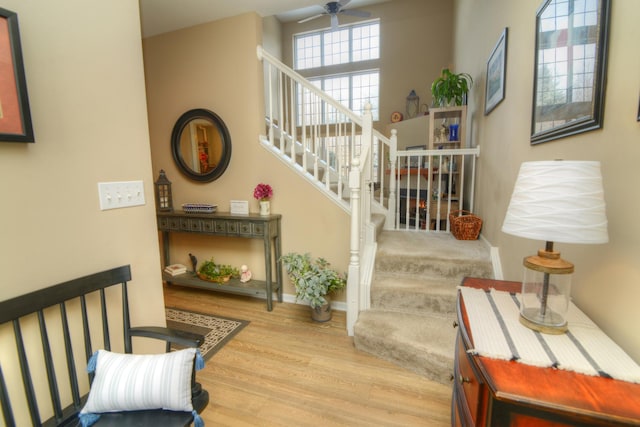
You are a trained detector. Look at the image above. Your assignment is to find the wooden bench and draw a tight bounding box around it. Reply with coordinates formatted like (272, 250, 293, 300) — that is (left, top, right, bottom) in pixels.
(0, 265, 209, 426)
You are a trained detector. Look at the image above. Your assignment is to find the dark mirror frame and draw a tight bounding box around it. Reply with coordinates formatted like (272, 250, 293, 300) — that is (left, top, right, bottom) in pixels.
(531, 0, 611, 144)
(171, 109, 232, 182)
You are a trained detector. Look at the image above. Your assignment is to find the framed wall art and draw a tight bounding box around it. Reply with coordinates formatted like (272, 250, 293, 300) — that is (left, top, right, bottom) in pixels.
(531, 0, 610, 144)
(0, 7, 34, 142)
(485, 28, 508, 115)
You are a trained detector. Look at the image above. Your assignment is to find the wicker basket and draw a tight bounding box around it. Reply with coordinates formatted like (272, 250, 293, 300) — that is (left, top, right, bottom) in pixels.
(449, 210, 482, 240)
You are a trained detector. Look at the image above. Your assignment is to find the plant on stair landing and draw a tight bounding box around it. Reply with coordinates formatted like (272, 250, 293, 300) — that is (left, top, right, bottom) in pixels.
(280, 252, 346, 322)
(431, 68, 473, 107)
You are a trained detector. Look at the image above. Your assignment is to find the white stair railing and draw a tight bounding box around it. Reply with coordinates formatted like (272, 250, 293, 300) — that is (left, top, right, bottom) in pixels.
(258, 46, 390, 334)
(257, 46, 479, 335)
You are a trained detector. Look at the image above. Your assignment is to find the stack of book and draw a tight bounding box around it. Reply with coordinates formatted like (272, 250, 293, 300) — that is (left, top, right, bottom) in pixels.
(164, 264, 187, 276)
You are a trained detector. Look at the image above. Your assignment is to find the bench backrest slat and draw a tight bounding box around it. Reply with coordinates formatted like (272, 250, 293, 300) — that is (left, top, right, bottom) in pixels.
(99, 289, 111, 352)
(0, 365, 16, 427)
(38, 309, 64, 422)
(59, 303, 81, 409)
(13, 318, 41, 426)
(79, 295, 95, 384)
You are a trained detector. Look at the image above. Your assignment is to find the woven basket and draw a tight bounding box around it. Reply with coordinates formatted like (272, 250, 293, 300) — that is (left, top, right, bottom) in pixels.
(449, 210, 482, 240)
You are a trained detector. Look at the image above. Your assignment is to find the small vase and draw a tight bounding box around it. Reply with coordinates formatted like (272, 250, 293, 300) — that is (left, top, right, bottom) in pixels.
(259, 200, 270, 216)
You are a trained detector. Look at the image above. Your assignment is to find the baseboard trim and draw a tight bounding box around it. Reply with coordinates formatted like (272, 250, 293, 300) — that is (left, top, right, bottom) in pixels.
(479, 233, 503, 280)
(282, 292, 347, 312)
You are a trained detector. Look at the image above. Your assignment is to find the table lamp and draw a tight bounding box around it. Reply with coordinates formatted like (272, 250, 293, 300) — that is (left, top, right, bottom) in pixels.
(501, 160, 608, 334)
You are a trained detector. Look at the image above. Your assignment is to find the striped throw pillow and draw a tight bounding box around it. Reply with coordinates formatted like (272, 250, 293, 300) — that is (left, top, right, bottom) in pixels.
(79, 348, 196, 418)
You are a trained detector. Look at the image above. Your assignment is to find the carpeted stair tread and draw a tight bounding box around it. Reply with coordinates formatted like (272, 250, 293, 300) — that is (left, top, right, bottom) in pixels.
(372, 273, 459, 291)
(375, 254, 492, 281)
(371, 274, 459, 315)
(354, 309, 457, 384)
(376, 231, 490, 261)
(373, 232, 493, 280)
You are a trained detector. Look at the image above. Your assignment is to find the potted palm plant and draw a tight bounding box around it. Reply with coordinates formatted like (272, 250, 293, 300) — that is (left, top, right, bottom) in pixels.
(431, 68, 473, 107)
(280, 252, 347, 322)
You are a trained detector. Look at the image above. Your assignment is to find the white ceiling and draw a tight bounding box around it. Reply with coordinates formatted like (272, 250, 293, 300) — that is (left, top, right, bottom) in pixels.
(138, 0, 392, 38)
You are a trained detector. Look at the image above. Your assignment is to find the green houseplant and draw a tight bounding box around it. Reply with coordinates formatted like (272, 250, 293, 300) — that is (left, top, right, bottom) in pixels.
(197, 258, 240, 283)
(431, 68, 473, 107)
(280, 252, 347, 322)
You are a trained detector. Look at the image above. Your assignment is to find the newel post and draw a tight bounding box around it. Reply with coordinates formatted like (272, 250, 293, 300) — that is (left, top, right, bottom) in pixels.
(347, 157, 361, 336)
(387, 129, 397, 229)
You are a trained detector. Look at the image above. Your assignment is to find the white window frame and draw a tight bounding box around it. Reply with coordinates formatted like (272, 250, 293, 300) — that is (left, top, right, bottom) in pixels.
(294, 20, 380, 122)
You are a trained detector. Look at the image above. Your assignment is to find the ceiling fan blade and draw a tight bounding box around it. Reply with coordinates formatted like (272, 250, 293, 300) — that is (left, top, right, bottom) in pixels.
(298, 13, 325, 24)
(331, 14, 339, 30)
(341, 9, 371, 18)
(338, 0, 352, 7)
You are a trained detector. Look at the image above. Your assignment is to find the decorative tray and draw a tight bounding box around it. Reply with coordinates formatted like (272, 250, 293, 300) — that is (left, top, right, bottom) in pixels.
(182, 203, 217, 214)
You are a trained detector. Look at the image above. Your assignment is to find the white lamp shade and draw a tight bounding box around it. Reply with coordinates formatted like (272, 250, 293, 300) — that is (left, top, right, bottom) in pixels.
(502, 161, 608, 244)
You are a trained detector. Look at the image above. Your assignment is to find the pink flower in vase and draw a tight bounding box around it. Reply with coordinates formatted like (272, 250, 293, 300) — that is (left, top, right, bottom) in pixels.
(253, 183, 273, 201)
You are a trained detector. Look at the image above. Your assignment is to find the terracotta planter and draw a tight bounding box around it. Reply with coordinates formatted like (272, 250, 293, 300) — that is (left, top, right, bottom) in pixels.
(311, 298, 331, 322)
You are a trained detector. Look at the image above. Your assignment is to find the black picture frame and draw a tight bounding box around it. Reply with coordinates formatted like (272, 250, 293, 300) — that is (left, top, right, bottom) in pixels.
(637, 97, 640, 122)
(531, 0, 610, 144)
(0, 7, 34, 143)
(485, 28, 508, 115)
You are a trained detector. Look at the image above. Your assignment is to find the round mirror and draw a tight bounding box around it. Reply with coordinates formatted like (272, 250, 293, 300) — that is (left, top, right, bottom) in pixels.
(171, 109, 232, 182)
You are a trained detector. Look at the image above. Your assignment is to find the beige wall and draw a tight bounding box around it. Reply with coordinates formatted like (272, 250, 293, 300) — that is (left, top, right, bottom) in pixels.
(453, 0, 640, 360)
(0, 0, 165, 422)
(143, 13, 350, 300)
(0, 0, 164, 324)
(280, 0, 454, 133)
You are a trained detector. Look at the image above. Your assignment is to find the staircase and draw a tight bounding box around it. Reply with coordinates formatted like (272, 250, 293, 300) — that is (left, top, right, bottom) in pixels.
(354, 231, 493, 384)
(257, 45, 484, 340)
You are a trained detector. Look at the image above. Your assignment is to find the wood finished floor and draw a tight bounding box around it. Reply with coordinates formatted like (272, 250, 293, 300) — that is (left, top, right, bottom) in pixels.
(164, 285, 452, 426)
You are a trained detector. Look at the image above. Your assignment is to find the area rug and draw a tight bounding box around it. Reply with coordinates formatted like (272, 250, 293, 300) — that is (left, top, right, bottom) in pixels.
(165, 307, 249, 361)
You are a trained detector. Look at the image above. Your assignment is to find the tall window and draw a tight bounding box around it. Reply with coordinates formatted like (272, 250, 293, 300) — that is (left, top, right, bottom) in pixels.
(294, 21, 380, 122)
(535, 0, 598, 130)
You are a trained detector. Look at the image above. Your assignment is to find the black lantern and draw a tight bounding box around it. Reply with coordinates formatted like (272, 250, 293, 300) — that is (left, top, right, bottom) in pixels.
(154, 169, 173, 212)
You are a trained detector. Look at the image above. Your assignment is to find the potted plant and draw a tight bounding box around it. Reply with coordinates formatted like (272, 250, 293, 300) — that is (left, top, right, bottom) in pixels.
(431, 68, 473, 107)
(280, 252, 347, 322)
(197, 258, 240, 283)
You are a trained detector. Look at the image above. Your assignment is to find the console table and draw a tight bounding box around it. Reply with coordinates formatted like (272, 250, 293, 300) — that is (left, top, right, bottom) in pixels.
(157, 211, 282, 311)
(454, 277, 640, 426)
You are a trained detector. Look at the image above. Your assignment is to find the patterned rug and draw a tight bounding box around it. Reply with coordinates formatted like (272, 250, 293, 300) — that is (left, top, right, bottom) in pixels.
(165, 307, 249, 361)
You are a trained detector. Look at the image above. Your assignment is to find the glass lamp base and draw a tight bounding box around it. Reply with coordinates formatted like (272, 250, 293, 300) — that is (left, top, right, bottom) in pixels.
(519, 308, 567, 334)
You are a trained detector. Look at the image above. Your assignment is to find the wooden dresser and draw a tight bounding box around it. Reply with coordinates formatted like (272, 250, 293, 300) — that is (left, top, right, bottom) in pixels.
(453, 277, 640, 426)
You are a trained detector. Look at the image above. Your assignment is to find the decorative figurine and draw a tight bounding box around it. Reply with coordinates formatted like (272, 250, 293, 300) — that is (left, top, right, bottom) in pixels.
(189, 253, 198, 273)
(240, 265, 252, 283)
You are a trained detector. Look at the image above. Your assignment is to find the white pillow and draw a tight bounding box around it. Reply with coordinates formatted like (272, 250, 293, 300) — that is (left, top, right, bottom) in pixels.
(79, 348, 202, 426)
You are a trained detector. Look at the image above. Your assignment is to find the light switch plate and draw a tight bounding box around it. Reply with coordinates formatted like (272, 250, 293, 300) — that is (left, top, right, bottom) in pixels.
(98, 181, 145, 210)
